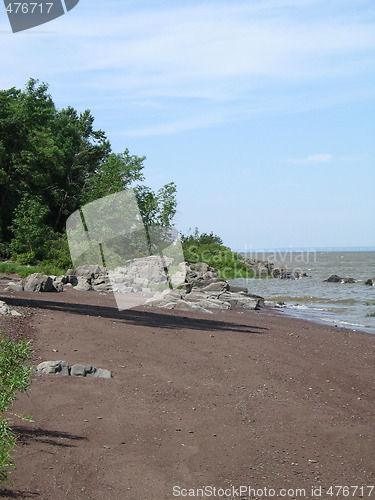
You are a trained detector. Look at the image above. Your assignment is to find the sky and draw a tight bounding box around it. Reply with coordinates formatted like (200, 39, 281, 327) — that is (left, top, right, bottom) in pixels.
(1, 0, 375, 251)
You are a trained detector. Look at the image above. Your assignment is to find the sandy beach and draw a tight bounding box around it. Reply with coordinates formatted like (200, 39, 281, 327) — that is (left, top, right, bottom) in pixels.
(0, 280, 374, 499)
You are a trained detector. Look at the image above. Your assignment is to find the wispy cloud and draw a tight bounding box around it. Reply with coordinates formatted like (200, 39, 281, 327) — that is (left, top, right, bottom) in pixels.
(1, 0, 375, 136)
(288, 154, 334, 164)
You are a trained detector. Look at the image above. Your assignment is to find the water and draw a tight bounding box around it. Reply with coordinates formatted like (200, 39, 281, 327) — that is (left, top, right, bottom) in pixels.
(229, 251, 375, 334)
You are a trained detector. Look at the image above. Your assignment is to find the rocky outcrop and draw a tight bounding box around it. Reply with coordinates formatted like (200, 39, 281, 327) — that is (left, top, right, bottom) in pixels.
(36, 360, 112, 378)
(4, 258, 265, 313)
(325, 275, 356, 284)
(144, 262, 264, 313)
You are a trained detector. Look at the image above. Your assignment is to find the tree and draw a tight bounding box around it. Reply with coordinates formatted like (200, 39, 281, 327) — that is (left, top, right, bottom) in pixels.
(0, 78, 178, 265)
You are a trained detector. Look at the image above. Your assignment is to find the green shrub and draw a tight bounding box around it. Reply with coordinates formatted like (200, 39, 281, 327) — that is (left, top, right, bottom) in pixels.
(181, 229, 255, 279)
(0, 336, 33, 484)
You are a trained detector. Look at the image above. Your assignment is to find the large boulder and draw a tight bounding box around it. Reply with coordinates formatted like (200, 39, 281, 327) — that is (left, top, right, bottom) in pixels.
(23, 273, 61, 292)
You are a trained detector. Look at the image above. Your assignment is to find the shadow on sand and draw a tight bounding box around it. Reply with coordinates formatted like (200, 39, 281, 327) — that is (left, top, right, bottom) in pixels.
(2, 295, 268, 335)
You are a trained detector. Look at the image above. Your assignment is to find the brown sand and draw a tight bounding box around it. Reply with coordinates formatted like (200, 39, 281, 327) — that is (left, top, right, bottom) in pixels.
(0, 279, 374, 499)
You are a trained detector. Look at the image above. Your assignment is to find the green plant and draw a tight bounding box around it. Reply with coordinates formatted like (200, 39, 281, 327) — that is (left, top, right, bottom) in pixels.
(366, 312, 375, 317)
(181, 228, 255, 279)
(0, 335, 33, 484)
(0, 261, 67, 279)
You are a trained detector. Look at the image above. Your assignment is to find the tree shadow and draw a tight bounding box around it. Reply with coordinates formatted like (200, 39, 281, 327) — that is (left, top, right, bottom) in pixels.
(2, 296, 268, 335)
(11, 426, 88, 448)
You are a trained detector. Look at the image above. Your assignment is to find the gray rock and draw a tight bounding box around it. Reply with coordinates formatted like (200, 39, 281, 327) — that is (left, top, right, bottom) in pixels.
(229, 285, 248, 293)
(38, 361, 112, 378)
(36, 360, 70, 376)
(174, 299, 212, 314)
(73, 277, 93, 291)
(4, 281, 23, 292)
(194, 262, 210, 274)
(196, 298, 231, 310)
(325, 275, 342, 283)
(0, 300, 21, 316)
(201, 281, 230, 292)
(73, 265, 107, 279)
(93, 368, 112, 379)
(325, 275, 356, 284)
(365, 279, 375, 286)
(70, 364, 89, 376)
(23, 273, 61, 292)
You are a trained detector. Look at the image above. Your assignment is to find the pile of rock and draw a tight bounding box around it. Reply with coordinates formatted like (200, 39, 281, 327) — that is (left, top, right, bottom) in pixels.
(36, 360, 112, 378)
(144, 262, 264, 314)
(4, 258, 264, 314)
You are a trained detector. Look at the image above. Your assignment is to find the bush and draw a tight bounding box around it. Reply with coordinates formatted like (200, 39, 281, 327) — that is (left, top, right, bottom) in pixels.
(181, 228, 254, 279)
(0, 336, 33, 484)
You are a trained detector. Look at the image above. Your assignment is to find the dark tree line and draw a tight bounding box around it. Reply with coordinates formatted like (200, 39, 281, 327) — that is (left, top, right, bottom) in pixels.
(0, 79, 177, 266)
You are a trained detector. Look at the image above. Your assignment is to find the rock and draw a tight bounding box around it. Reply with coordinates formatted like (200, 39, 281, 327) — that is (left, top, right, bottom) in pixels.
(23, 273, 62, 292)
(70, 364, 89, 376)
(93, 368, 112, 379)
(36, 360, 70, 376)
(62, 275, 78, 286)
(325, 275, 356, 283)
(196, 298, 231, 310)
(0, 300, 21, 316)
(174, 299, 212, 314)
(72, 265, 107, 279)
(229, 285, 248, 293)
(73, 277, 93, 291)
(194, 262, 210, 274)
(37, 361, 112, 378)
(365, 279, 375, 286)
(325, 275, 342, 283)
(4, 281, 23, 292)
(201, 281, 230, 292)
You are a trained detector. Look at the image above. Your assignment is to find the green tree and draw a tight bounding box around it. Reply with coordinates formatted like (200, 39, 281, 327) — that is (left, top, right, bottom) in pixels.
(9, 194, 54, 263)
(0, 78, 178, 266)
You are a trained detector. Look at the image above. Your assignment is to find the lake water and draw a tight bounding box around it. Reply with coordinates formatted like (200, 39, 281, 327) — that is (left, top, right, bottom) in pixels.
(229, 251, 375, 334)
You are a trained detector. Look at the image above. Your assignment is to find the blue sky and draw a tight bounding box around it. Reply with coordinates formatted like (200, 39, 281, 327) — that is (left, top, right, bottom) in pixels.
(1, 0, 375, 250)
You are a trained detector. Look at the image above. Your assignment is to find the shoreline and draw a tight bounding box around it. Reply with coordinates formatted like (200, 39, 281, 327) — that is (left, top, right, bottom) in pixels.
(266, 301, 375, 336)
(1, 285, 374, 499)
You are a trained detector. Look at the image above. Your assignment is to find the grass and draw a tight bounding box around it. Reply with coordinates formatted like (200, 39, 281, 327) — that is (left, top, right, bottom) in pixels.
(0, 261, 67, 279)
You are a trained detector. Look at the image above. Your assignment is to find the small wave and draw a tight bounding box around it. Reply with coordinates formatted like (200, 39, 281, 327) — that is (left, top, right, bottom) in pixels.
(268, 295, 357, 305)
(319, 317, 367, 328)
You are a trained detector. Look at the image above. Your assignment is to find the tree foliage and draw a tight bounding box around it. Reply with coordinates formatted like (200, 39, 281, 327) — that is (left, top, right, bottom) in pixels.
(181, 228, 254, 279)
(0, 79, 177, 266)
(0, 335, 33, 484)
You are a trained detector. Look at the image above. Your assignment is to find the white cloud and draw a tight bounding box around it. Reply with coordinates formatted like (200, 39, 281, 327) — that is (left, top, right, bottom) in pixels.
(1, 0, 374, 135)
(288, 154, 334, 164)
